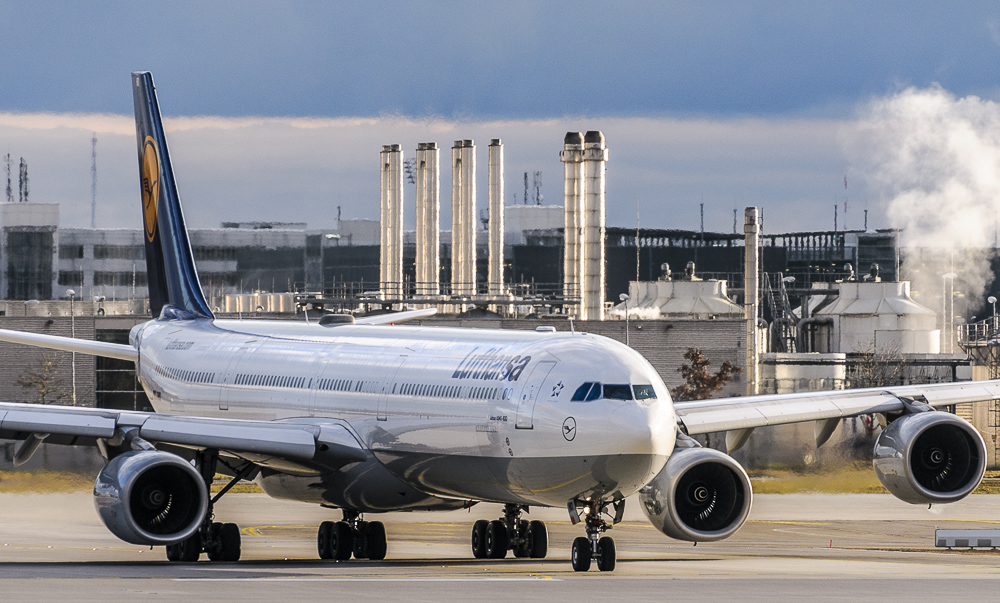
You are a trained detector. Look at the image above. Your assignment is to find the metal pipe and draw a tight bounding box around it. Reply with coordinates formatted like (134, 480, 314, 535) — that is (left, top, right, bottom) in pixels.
(744, 207, 760, 396)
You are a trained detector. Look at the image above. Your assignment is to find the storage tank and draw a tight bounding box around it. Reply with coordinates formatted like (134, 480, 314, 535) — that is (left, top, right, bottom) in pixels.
(812, 281, 940, 353)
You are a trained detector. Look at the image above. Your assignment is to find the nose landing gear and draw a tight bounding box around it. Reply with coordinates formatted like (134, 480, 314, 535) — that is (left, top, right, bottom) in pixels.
(471, 504, 548, 560)
(569, 499, 623, 572)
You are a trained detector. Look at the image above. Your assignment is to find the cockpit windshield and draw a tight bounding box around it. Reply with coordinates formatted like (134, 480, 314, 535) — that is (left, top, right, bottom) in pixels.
(570, 382, 656, 402)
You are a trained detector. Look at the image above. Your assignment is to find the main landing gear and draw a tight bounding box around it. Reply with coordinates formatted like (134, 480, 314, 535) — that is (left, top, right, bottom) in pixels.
(471, 504, 548, 560)
(318, 510, 388, 561)
(569, 499, 623, 572)
(166, 452, 254, 562)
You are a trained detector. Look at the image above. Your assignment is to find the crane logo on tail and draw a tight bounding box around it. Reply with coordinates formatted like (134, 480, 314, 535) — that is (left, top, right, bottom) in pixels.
(141, 136, 160, 242)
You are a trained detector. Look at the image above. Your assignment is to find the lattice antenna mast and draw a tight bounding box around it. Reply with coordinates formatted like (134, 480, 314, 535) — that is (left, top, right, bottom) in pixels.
(4, 154, 10, 203)
(91, 134, 97, 228)
(533, 171, 543, 205)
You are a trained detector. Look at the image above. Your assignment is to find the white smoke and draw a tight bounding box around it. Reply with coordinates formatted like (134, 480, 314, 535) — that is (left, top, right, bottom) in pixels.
(848, 86, 1000, 319)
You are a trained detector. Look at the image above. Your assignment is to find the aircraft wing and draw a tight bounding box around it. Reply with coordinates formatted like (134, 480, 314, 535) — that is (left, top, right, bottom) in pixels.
(0, 328, 137, 361)
(0, 401, 368, 469)
(675, 379, 1000, 440)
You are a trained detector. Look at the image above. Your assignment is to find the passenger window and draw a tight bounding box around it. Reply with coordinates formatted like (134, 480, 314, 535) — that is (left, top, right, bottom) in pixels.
(634, 384, 656, 400)
(585, 383, 602, 401)
(572, 382, 593, 401)
(603, 384, 634, 400)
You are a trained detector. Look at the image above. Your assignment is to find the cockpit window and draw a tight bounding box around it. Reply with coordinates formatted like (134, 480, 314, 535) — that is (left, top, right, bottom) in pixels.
(585, 383, 602, 401)
(571, 382, 593, 402)
(603, 384, 633, 400)
(633, 384, 656, 400)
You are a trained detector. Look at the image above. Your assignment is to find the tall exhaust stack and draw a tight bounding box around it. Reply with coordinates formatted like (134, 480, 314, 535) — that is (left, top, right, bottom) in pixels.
(488, 139, 504, 295)
(415, 142, 440, 295)
(451, 140, 476, 296)
(379, 144, 403, 299)
(581, 131, 608, 321)
(744, 207, 760, 395)
(560, 132, 584, 306)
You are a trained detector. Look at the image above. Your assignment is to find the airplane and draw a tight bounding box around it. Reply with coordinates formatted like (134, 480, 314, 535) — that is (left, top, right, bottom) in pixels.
(0, 71, 998, 572)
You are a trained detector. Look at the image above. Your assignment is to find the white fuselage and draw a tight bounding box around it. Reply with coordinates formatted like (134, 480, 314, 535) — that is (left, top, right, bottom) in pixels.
(132, 318, 676, 510)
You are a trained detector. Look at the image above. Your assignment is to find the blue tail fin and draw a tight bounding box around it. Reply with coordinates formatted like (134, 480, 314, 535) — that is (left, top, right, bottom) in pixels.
(132, 72, 213, 320)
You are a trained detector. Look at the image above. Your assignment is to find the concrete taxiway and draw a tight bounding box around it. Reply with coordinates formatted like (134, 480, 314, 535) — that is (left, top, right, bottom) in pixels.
(2, 491, 1000, 601)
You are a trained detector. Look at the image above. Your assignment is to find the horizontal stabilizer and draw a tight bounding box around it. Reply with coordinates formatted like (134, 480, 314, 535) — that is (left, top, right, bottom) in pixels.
(0, 328, 137, 362)
(356, 307, 437, 325)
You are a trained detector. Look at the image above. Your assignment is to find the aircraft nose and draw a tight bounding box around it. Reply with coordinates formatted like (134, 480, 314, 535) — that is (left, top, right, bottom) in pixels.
(609, 401, 674, 461)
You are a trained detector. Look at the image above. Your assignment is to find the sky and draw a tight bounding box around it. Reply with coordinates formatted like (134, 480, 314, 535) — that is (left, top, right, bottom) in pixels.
(1, 1, 1000, 235)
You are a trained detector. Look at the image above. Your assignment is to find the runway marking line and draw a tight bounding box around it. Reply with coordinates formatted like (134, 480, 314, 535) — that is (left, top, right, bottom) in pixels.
(174, 577, 560, 582)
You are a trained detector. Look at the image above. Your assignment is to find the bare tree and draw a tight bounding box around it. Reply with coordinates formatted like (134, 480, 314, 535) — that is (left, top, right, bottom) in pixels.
(670, 347, 742, 401)
(16, 353, 70, 405)
(848, 339, 907, 389)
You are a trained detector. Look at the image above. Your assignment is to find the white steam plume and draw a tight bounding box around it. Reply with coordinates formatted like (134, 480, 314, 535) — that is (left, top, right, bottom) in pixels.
(848, 86, 1000, 323)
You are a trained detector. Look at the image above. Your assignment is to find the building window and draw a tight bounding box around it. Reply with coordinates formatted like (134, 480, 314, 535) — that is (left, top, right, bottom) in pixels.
(94, 271, 148, 287)
(95, 329, 152, 412)
(58, 271, 83, 287)
(193, 246, 238, 262)
(59, 245, 84, 259)
(94, 245, 145, 260)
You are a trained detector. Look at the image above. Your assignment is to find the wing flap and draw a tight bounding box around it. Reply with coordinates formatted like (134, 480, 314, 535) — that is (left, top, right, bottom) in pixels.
(0, 407, 117, 438)
(138, 416, 318, 460)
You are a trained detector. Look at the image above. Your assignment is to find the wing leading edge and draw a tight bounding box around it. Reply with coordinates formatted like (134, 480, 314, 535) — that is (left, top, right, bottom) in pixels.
(675, 379, 1000, 436)
(0, 401, 367, 470)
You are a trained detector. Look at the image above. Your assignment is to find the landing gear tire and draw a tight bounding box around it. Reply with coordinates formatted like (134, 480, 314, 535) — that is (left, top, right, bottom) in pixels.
(528, 520, 548, 558)
(318, 521, 334, 560)
(366, 521, 387, 561)
(596, 536, 615, 572)
(166, 532, 202, 562)
(218, 523, 241, 562)
(471, 519, 489, 559)
(571, 537, 592, 572)
(486, 520, 508, 559)
(512, 521, 531, 558)
(331, 521, 354, 561)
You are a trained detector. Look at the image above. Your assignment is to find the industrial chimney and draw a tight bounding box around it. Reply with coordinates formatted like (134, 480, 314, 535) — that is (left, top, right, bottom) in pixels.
(488, 139, 504, 295)
(451, 140, 476, 296)
(415, 142, 440, 295)
(560, 132, 584, 305)
(379, 144, 403, 299)
(580, 131, 608, 321)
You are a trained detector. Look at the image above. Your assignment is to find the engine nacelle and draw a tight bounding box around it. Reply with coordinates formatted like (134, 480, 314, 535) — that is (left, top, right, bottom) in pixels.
(638, 446, 752, 542)
(873, 411, 986, 505)
(93, 450, 209, 546)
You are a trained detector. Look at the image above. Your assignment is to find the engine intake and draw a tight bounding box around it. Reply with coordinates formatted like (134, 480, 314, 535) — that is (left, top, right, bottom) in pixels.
(873, 411, 986, 504)
(94, 450, 208, 545)
(638, 446, 752, 542)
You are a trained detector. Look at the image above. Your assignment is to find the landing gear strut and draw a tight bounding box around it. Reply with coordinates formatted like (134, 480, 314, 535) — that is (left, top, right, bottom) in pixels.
(471, 504, 547, 560)
(165, 451, 254, 563)
(569, 499, 622, 572)
(318, 510, 387, 561)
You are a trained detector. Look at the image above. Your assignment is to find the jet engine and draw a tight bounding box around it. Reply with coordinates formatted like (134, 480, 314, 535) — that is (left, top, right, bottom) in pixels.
(638, 446, 752, 542)
(873, 411, 986, 504)
(93, 450, 209, 545)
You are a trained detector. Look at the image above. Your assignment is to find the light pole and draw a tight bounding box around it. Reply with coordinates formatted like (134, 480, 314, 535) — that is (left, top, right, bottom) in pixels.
(66, 289, 76, 406)
(989, 296, 997, 334)
(619, 293, 630, 346)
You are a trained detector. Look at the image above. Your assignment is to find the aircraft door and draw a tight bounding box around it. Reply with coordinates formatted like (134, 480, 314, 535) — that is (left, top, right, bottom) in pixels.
(220, 340, 259, 411)
(377, 355, 407, 421)
(515, 361, 556, 429)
